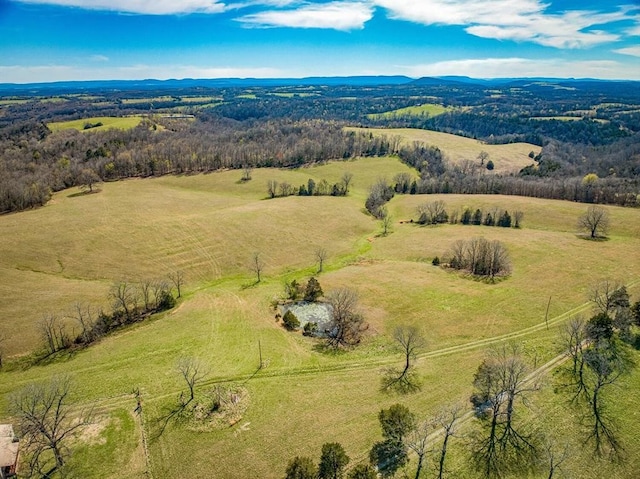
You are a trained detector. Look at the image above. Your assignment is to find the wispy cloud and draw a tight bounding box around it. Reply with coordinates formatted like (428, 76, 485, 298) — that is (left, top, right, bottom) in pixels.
(399, 57, 639, 80)
(14, 0, 226, 15)
(614, 46, 640, 57)
(374, 0, 634, 48)
(237, 1, 373, 30)
(0, 64, 284, 83)
(90, 54, 109, 62)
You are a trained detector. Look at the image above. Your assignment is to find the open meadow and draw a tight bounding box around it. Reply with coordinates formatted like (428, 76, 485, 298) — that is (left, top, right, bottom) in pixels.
(1, 156, 639, 478)
(348, 127, 542, 174)
(47, 116, 147, 132)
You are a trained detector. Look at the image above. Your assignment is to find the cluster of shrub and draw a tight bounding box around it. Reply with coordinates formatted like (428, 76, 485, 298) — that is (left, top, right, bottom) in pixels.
(278, 277, 324, 335)
(266, 174, 352, 199)
(39, 276, 178, 356)
(437, 237, 512, 279)
(83, 121, 103, 130)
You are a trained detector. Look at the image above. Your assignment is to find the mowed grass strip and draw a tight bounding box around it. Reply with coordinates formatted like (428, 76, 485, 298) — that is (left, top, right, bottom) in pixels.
(347, 126, 541, 173)
(47, 116, 146, 132)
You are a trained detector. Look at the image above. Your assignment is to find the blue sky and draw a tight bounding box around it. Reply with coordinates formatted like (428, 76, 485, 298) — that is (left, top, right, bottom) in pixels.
(0, 0, 638, 83)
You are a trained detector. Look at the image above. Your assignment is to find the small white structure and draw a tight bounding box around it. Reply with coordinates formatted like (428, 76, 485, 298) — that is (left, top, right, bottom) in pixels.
(0, 425, 18, 479)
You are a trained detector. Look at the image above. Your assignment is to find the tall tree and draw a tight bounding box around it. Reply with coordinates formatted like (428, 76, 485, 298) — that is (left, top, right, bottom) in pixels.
(382, 326, 425, 392)
(370, 404, 416, 477)
(11, 376, 92, 476)
(177, 357, 207, 407)
(578, 205, 610, 239)
(326, 288, 367, 349)
(250, 252, 265, 283)
(318, 442, 350, 479)
(285, 456, 317, 479)
(471, 344, 538, 478)
(315, 247, 328, 273)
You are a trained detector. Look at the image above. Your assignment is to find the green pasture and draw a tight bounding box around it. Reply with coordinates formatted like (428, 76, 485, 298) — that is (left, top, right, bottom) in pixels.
(47, 116, 146, 132)
(367, 103, 452, 120)
(0, 156, 639, 478)
(348, 126, 541, 173)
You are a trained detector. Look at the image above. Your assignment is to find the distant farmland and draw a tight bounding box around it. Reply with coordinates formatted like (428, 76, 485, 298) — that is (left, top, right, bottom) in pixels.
(47, 116, 146, 132)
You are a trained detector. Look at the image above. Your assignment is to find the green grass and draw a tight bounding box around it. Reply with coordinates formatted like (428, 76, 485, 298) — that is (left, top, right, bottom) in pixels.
(347, 126, 541, 173)
(1, 158, 639, 478)
(367, 103, 452, 120)
(0, 98, 30, 106)
(47, 116, 146, 132)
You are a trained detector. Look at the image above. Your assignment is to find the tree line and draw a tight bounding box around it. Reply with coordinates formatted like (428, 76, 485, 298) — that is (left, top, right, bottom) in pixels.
(37, 274, 181, 357)
(266, 173, 353, 199)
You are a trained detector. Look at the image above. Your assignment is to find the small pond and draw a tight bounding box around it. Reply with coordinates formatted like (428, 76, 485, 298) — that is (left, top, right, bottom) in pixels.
(280, 301, 333, 333)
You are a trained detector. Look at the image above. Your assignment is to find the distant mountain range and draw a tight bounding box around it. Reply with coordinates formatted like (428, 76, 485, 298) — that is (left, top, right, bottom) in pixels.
(0, 76, 637, 94)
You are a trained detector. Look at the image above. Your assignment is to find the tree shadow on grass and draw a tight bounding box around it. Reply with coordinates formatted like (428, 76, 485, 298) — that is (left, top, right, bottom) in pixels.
(67, 189, 102, 198)
(576, 234, 609, 242)
(380, 367, 422, 395)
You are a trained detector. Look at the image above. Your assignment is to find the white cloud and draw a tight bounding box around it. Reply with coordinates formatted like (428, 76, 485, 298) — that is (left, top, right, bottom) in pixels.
(237, 1, 373, 30)
(614, 46, 640, 57)
(0, 64, 284, 83)
(373, 0, 633, 49)
(399, 57, 639, 80)
(15, 0, 226, 15)
(90, 55, 109, 62)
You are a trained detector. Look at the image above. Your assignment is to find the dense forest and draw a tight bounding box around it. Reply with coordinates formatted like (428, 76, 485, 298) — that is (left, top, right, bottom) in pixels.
(1, 78, 639, 213)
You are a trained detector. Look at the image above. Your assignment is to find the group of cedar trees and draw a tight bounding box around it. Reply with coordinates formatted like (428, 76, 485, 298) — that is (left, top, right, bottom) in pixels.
(267, 173, 354, 199)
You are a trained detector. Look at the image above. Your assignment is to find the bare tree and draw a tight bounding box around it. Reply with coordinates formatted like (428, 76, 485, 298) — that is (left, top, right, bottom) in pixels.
(435, 404, 462, 479)
(78, 168, 101, 193)
(589, 279, 622, 316)
(169, 271, 184, 298)
(267, 179, 279, 198)
(478, 150, 489, 166)
(406, 419, 430, 479)
(177, 357, 207, 407)
(326, 288, 367, 349)
(542, 439, 569, 479)
(471, 344, 538, 478)
(578, 205, 610, 239)
(72, 302, 96, 344)
(380, 208, 393, 236)
(513, 210, 524, 228)
(315, 247, 328, 273)
(382, 326, 425, 393)
(341, 171, 354, 194)
(39, 313, 70, 354)
(250, 252, 265, 283)
(11, 376, 92, 476)
(583, 343, 627, 456)
(241, 165, 253, 182)
(110, 281, 138, 322)
(561, 317, 589, 402)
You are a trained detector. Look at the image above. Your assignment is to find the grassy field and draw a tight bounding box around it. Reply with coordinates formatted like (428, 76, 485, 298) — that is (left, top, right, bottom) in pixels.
(0, 157, 639, 478)
(347, 126, 541, 173)
(367, 103, 452, 120)
(47, 116, 146, 132)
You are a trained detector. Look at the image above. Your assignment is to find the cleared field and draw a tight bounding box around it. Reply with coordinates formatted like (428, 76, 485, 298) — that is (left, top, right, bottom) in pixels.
(367, 103, 452, 120)
(1, 158, 639, 479)
(47, 116, 146, 132)
(121, 96, 174, 104)
(348, 126, 541, 173)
